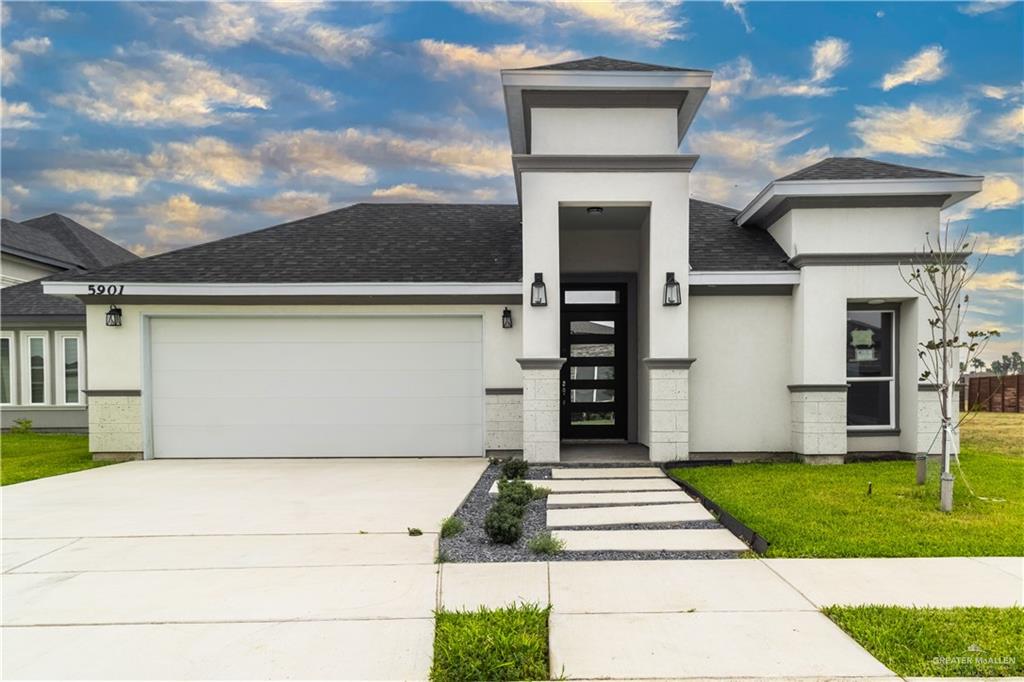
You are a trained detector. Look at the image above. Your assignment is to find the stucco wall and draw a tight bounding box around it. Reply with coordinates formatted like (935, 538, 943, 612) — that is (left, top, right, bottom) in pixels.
(530, 108, 678, 155)
(768, 206, 939, 258)
(1, 254, 60, 287)
(689, 295, 793, 453)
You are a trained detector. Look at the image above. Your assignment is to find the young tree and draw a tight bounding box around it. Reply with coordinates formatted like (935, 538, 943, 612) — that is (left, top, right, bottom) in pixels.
(900, 225, 999, 512)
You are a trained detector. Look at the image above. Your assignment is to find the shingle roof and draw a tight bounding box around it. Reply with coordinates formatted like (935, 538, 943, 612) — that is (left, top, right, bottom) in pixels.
(1, 275, 85, 319)
(54, 200, 792, 285)
(20, 213, 137, 269)
(512, 56, 708, 73)
(778, 157, 971, 182)
(1, 218, 82, 268)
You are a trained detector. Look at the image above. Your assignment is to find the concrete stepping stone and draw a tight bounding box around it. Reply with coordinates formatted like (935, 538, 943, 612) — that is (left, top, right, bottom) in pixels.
(547, 503, 714, 528)
(554, 528, 748, 552)
(489, 478, 678, 496)
(550, 467, 664, 479)
(547, 491, 693, 507)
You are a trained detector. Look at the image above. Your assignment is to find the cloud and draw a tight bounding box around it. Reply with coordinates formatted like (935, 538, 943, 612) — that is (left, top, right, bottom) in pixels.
(459, 1, 686, 46)
(1, 48, 20, 86)
(706, 38, 850, 110)
(1, 98, 43, 129)
(371, 183, 451, 202)
(958, 0, 1012, 15)
(52, 49, 269, 127)
(67, 202, 116, 230)
(256, 130, 375, 184)
(881, 45, 947, 91)
(11, 36, 52, 55)
(41, 169, 146, 199)
(175, 2, 375, 67)
(138, 194, 223, 253)
(971, 232, 1024, 257)
(1, 182, 28, 217)
(253, 190, 331, 218)
(988, 106, 1024, 142)
(304, 85, 336, 109)
(944, 174, 1023, 222)
(147, 136, 262, 191)
(39, 6, 70, 21)
(978, 84, 1016, 100)
(849, 102, 973, 156)
(967, 270, 1024, 291)
(419, 40, 580, 75)
(724, 0, 753, 32)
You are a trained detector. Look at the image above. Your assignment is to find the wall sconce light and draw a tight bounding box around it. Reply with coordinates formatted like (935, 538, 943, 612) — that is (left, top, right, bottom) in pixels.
(105, 305, 123, 327)
(663, 272, 682, 306)
(530, 273, 547, 307)
(501, 307, 513, 329)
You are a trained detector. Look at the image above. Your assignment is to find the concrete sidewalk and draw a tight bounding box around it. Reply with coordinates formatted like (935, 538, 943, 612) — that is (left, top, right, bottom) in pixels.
(438, 556, 1022, 680)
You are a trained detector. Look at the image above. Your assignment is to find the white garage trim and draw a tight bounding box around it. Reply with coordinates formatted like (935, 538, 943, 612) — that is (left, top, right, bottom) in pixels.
(141, 313, 486, 459)
(44, 281, 521, 297)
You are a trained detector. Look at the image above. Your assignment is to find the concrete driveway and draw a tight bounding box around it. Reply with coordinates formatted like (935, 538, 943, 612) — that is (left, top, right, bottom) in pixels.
(2, 458, 486, 680)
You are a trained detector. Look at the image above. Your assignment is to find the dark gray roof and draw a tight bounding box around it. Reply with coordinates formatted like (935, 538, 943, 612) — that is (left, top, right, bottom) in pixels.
(778, 157, 971, 182)
(2, 218, 82, 268)
(20, 213, 137, 269)
(55, 200, 791, 285)
(2, 275, 85, 319)
(513, 56, 707, 73)
(689, 200, 793, 271)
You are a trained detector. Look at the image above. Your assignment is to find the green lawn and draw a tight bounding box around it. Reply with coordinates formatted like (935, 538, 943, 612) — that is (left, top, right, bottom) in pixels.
(1, 432, 114, 486)
(668, 412, 1024, 557)
(430, 604, 550, 682)
(824, 606, 1024, 677)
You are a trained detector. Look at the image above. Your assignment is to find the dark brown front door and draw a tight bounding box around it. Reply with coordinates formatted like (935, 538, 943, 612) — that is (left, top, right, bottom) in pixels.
(560, 284, 628, 439)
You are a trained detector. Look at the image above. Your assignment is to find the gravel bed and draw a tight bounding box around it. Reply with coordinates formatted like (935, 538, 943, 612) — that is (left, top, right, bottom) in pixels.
(440, 464, 749, 563)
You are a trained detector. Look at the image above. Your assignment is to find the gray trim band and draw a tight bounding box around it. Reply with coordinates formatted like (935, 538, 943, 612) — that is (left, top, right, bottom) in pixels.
(78, 295, 522, 306)
(84, 389, 142, 397)
(643, 357, 696, 369)
(848, 429, 902, 437)
(790, 252, 969, 267)
(918, 383, 957, 392)
(689, 285, 794, 296)
(485, 388, 524, 395)
(516, 357, 566, 370)
(787, 384, 849, 392)
(513, 154, 699, 174)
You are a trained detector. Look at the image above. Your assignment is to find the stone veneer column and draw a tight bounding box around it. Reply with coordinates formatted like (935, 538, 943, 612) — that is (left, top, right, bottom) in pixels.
(86, 390, 144, 460)
(788, 384, 847, 464)
(516, 358, 564, 463)
(485, 389, 524, 453)
(644, 358, 692, 463)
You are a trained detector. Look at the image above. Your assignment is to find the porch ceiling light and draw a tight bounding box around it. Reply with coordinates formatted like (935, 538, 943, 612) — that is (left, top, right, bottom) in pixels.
(502, 307, 514, 329)
(586, 206, 604, 215)
(530, 273, 548, 307)
(663, 272, 682, 306)
(105, 305, 123, 327)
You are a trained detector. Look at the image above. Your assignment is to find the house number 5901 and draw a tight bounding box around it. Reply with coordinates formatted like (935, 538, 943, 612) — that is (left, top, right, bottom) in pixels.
(87, 284, 125, 295)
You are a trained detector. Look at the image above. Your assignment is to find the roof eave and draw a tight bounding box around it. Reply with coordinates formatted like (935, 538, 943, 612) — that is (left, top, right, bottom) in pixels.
(736, 176, 985, 228)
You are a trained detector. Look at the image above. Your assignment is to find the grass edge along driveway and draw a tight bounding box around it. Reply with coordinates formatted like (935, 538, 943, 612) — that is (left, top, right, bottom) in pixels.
(667, 412, 1024, 557)
(1, 432, 113, 486)
(430, 604, 550, 682)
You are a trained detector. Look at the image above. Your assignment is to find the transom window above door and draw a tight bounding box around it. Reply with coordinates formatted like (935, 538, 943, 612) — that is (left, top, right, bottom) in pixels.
(847, 309, 896, 429)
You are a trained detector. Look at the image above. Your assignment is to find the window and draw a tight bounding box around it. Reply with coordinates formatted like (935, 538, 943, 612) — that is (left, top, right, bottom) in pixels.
(847, 310, 895, 429)
(0, 334, 13, 405)
(20, 332, 49, 405)
(57, 332, 84, 405)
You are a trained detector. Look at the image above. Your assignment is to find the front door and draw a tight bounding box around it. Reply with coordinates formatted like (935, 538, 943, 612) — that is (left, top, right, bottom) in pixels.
(560, 284, 628, 439)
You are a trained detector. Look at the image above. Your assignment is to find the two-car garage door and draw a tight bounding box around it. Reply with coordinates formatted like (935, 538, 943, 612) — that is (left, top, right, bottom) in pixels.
(148, 316, 483, 458)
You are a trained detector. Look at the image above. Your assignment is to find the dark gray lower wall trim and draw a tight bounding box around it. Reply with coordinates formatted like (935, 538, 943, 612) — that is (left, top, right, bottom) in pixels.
(512, 154, 699, 173)
(1, 317, 85, 328)
(848, 429, 902, 437)
(84, 389, 142, 397)
(787, 384, 849, 392)
(516, 357, 566, 370)
(2, 406, 88, 430)
(689, 285, 794, 296)
(643, 357, 696, 369)
(485, 388, 524, 395)
(791, 252, 968, 267)
(918, 383, 947, 392)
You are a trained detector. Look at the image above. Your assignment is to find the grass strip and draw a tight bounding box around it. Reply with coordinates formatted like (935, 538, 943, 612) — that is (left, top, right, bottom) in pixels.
(431, 603, 550, 681)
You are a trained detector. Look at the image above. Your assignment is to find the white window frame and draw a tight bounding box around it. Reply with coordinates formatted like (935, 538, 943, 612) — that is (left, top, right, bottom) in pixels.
(20, 331, 49, 406)
(847, 310, 897, 431)
(56, 331, 85, 406)
(0, 331, 15, 406)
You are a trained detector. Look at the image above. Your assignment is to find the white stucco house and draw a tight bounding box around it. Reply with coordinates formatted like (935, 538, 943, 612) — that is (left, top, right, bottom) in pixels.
(43, 56, 982, 464)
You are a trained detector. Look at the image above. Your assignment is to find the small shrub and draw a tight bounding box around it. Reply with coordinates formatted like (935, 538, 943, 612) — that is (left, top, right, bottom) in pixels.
(501, 458, 529, 480)
(440, 516, 465, 539)
(435, 549, 450, 564)
(484, 503, 522, 544)
(527, 532, 565, 556)
(408, 527, 423, 536)
(530, 485, 551, 500)
(10, 419, 33, 434)
(497, 478, 535, 509)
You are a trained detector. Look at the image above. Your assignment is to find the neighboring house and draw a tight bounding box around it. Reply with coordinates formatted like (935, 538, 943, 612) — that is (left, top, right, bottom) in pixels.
(2, 214, 138, 432)
(43, 57, 982, 463)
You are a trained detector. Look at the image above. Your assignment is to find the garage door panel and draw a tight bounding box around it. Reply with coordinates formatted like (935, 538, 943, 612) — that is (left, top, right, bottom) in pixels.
(153, 396, 483, 427)
(148, 317, 485, 458)
(151, 342, 483, 373)
(155, 424, 484, 458)
(152, 316, 481, 344)
(153, 369, 482, 400)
